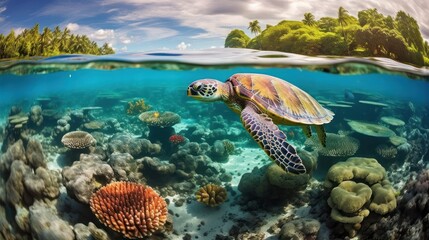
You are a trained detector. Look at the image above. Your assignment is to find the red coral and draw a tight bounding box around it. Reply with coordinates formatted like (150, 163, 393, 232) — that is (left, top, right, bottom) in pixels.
(89, 181, 168, 239)
(169, 134, 185, 144)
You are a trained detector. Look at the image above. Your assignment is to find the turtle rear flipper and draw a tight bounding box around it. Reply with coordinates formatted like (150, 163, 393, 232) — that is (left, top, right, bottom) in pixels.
(240, 104, 306, 174)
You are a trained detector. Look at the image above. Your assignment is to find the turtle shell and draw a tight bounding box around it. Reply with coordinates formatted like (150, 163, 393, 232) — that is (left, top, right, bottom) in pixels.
(228, 73, 334, 125)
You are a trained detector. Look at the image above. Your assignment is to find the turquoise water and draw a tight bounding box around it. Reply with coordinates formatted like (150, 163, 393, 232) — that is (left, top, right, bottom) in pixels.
(0, 49, 428, 239)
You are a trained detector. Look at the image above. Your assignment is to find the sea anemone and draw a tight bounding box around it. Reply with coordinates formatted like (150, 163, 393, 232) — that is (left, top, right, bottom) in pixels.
(89, 181, 168, 239)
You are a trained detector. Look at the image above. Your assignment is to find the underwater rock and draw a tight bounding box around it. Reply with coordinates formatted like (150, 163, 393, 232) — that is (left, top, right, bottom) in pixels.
(108, 152, 143, 182)
(140, 156, 176, 176)
(73, 222, 111, 240)
(25, 138, 47, 170)
(239, 164, 311, 199)
(209, 140, 230, 163)
(62, 153, 114, 204)
(237, 165, 273, 199)
(0, 139, 26, 174)
(108, 133, 161, 158)
(6, 160, 33, 207)
(266, 164, 310, 191)
(279, 218, 321, 240)
(29, 105, 43, 128)
(0, 204, 14, 239)
(23, 167, 61, 200)
(29, 201, 75, 240)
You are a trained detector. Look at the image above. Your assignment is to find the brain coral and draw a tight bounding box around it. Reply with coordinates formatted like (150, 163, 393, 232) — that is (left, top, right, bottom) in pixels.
(195, 183, 227, 207)
(61, 131, 96, 149)
(369, 180, 397, 215)
(89, 181, 168, 239)
(328, 181, 372, 213)
(326, 157, 386, 186)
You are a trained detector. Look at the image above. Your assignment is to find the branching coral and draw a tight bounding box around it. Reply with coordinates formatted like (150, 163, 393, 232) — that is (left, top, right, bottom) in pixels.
(223, 140, 235, 155)
(375, 144, 398, 159)
(126, 99, 151, 115)
(90, 181, 168, 239)
(195, 183, 227, 207)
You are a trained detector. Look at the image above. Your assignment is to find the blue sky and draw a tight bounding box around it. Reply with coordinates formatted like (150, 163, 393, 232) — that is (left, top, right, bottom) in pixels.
(0, 0, 427, 52)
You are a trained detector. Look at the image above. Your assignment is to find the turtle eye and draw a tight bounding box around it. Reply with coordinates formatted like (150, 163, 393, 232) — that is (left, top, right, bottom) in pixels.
(193, 83, 203, 91)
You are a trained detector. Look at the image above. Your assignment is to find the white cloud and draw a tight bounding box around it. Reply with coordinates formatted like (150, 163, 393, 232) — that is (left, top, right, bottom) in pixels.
(101, 0, 429, 42)
(0, 7, 6, 14)
(177, 42, 191, 50)
(66, 23, 80, 31)
(91, 29, 115, 41)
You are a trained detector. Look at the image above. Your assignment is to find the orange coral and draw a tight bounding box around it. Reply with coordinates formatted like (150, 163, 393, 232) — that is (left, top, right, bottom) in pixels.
(195, 184, 227, 207)
(89, 181, 168, 239)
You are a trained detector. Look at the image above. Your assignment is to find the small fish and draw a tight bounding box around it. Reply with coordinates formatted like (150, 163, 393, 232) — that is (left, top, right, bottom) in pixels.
(344, 89, 355, 101)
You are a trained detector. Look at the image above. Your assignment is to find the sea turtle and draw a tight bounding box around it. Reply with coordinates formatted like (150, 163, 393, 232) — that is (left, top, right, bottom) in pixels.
(187, 73, 334, 174)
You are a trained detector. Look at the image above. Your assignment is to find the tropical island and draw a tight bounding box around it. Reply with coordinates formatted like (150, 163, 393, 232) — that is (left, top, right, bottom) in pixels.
(225, 7, 429, 67)
(0, 24, 115, 58)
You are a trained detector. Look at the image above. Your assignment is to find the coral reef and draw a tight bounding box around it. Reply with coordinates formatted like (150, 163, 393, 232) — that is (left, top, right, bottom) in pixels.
(195, 183, 227, 207)
(359, 169, 429, 240)
(29, 105, 43, 128)
(169, 134, 185, 144)
(324, 157, 397, 237)
(238, 163, 310, 199)
(108, 152, 143, 182)
(139, 111, 181, 153)
(29, 200, 75, 240)
(126, 98, 151, 115)
(62, 154, 114, 204)
(108, 133, 161, 158)
(279, 218, 321, 240)
(89, 181, 168, 238)
(325, 157, 386, 187)
(61, 130, 96, 149)
(305, 133, 359, 157)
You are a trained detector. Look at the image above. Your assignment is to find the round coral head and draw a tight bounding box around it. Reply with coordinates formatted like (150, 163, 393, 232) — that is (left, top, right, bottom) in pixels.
(169, 134, 185, 144)
(90, 181, 168, 239)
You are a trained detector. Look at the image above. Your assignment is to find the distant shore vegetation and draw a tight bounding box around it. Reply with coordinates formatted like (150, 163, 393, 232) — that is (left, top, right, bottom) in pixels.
(0, 24, 115, 59)
(225, 7, 429, 67)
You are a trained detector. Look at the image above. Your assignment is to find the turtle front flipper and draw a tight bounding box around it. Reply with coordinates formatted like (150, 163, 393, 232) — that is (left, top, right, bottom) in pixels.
(240, 104, 306, 174)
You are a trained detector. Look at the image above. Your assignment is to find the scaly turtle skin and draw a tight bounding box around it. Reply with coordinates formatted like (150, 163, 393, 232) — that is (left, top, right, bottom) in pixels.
(187, 73, 334, 174)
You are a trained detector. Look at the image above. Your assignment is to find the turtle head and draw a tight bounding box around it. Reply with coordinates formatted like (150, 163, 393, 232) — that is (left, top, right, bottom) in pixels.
(187, 79, 228, 102)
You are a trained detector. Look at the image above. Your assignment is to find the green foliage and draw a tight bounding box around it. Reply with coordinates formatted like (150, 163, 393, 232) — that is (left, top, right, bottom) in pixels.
(0, 24, 115, 58)
(224, 7, 428, 66)
(225, 29, 250, 48)
(248, 20, 261, 36)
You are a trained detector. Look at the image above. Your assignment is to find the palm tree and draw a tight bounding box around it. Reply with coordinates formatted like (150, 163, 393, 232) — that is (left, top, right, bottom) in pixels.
(248, 20, 262, 49)
(248, 20, 261, 36)
(302, 13, 316, 26)
(338, 7, 351, 53)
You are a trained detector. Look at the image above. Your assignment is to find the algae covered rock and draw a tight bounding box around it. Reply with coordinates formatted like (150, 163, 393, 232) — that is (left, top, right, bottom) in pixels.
(266, 164, 310, 191)
(279, 218, 321, 240)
